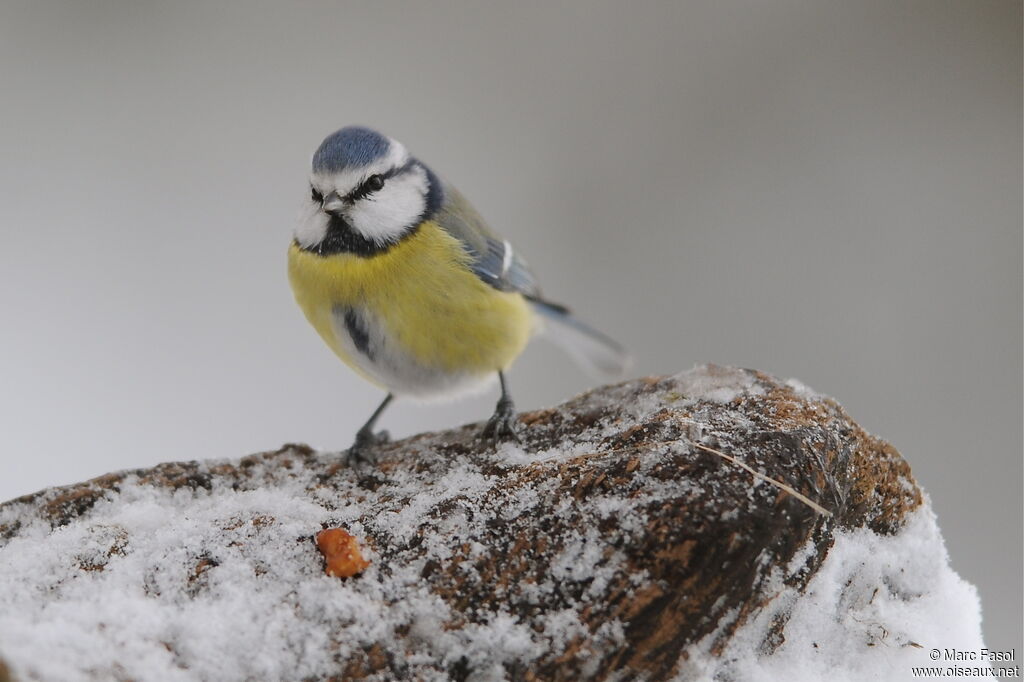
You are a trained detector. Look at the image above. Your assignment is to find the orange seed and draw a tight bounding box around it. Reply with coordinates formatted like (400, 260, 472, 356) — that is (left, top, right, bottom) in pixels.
(315, 528, 370, 578)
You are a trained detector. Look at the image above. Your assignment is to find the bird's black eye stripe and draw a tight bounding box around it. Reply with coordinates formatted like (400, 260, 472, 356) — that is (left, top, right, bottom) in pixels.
(348, 174, 386, 201)
(341, 161, 415, 203)
(310, 186, 323, 202)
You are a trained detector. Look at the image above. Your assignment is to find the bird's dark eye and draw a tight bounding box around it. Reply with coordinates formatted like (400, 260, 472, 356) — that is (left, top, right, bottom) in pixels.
(347, 174, 387, 202)
(310, 186, 323, 203)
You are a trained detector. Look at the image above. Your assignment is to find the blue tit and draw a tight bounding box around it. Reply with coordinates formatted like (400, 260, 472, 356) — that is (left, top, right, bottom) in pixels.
(288, 126, 629, 461)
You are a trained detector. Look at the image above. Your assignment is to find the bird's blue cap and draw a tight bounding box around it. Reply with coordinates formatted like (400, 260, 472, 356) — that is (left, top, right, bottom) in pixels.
(312, 126, 391, 172)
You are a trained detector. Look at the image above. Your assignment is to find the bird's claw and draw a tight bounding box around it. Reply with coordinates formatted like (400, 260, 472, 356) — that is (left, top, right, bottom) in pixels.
(347, 429, 390, 465)
(481, 398, 521, 444)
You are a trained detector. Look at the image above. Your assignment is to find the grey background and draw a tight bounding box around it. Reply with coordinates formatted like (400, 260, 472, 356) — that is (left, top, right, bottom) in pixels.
(1, 0, 1020, 657)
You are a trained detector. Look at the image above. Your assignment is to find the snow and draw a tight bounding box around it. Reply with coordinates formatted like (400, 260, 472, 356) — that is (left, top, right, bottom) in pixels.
(672, 363, 765, 404)
(783, 377, 823, 400)
(680, 504, 987, 681)
(0, 365, 988, 681)
(0, 445, 613, 682)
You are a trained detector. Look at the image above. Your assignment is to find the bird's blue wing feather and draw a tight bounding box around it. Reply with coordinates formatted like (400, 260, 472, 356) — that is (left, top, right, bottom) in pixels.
(431, 180, 543, 299)
(469, 233, 539, 296)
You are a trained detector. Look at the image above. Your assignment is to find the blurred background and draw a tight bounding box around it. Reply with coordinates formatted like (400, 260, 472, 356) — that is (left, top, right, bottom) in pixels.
(0, 0, 1019, 657)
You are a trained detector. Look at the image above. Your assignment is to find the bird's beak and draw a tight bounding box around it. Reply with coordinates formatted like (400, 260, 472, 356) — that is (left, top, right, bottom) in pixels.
(322, 192, 345, 214)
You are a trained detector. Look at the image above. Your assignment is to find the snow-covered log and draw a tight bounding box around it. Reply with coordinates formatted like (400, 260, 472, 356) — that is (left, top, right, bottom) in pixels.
(0, 366, 985, 681)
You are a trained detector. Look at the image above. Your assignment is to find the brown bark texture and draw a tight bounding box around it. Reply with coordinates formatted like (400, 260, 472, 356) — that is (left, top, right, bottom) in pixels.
(0, 366, 921, 681)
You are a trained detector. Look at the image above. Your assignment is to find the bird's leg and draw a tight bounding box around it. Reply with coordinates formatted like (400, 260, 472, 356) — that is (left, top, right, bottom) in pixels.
(348, 393, 393, 464)
(482, 371, 521, 443)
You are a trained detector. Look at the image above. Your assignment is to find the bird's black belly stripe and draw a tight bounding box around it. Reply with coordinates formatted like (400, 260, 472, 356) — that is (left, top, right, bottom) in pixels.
(343, 309, 373, 359)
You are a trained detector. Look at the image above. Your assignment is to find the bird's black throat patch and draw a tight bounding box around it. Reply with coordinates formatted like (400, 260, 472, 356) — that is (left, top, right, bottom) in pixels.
(301, 214, 417, 258)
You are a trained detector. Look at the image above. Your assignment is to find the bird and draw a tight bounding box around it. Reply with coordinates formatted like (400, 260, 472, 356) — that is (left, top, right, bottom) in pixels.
(288, 126, 629, 462)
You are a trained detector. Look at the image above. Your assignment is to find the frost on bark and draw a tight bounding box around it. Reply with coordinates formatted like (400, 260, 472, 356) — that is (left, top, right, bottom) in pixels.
(0, 366, 927, 681)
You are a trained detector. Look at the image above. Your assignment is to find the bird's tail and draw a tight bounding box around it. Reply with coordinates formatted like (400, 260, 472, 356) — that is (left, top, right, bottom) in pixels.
(530, 300, 632, 380)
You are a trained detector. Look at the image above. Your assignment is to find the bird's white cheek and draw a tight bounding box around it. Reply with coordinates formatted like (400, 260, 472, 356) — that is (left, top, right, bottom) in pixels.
(349, 183, 426, 244)
(293, 201, 328, 248)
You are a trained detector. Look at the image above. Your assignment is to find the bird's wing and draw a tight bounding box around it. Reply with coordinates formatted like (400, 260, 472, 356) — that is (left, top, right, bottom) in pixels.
(432, 180, 630, 378)
(432, 180, 545, 300)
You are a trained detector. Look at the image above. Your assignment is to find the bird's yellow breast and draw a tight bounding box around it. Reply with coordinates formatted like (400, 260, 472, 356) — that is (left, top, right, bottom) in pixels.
(287, 221, 533, 388)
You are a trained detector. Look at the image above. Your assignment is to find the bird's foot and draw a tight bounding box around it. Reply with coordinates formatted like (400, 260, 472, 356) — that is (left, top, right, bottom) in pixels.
(347, 429, 391, 465)
(481, 397, 521, 444)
